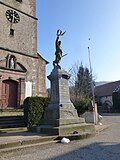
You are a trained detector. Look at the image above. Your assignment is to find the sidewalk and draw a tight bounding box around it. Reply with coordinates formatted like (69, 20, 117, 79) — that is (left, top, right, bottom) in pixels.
(0, 124, 109, 153)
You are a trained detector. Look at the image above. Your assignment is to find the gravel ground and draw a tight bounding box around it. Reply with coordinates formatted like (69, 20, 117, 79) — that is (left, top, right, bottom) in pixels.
(1, 113, 120, 160)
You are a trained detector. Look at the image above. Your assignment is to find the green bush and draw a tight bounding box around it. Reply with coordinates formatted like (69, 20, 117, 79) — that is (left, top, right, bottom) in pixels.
(112, 92, 120, 112)
(73, 98, 91, 115)
(23, 96, 50, 127)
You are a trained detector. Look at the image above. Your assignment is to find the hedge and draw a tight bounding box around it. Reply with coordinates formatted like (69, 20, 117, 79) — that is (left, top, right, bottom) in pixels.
(23, 96, 50, 127)
(112, 92, 120, 112)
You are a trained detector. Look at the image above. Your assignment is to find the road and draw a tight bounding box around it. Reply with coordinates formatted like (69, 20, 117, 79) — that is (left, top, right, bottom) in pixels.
(1, 113, 120, 160)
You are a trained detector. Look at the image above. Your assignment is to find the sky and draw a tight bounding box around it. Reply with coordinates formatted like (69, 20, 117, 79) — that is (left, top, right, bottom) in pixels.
(36, 0, 120, 88)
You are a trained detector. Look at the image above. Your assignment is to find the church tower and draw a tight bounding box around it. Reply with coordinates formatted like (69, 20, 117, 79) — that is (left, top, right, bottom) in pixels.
(0, 0, 48, 108)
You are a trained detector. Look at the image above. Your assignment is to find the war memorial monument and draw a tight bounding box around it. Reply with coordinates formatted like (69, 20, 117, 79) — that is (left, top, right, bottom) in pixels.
(37, 30, 95, 136)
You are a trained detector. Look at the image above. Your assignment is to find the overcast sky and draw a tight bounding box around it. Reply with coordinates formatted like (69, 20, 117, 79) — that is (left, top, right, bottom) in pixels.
(36, 0, 120, 87)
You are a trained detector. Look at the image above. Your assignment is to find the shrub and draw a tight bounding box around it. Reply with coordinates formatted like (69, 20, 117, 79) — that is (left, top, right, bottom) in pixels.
(23, 96, 50, 127)
(112, 92, 120, 112)
(73, 98, 91, 115)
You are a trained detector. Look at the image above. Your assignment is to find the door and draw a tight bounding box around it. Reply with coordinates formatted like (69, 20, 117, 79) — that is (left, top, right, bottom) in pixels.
(2, 80, 18, 108)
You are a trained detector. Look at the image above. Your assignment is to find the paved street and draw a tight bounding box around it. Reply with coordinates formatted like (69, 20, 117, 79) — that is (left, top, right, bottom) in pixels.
(1, 113, 120, 160)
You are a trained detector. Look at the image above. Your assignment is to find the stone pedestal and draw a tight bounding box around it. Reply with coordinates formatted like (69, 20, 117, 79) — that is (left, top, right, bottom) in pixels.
(37, 67, 95, 136)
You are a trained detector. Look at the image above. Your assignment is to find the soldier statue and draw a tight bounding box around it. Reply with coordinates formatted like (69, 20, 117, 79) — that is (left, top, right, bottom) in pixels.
(53, 29, 66, 68)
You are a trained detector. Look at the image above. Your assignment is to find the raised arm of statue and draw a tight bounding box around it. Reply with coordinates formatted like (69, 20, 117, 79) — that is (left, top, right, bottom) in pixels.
(53, 30, 66, 68)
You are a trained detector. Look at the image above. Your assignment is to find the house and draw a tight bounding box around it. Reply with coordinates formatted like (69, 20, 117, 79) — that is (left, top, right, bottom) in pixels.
(95, 80, 120, 112)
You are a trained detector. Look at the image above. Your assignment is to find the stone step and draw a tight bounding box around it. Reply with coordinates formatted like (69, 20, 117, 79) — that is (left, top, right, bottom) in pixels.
(0, 127, 27, 133)
(0, 131, 57, 151)
(0, 124, 109, 154)
(0, 116, 25, 129)
(39, 117, 85, 126)
(37, 123, 95, 136)
(0, 115, 24, 120)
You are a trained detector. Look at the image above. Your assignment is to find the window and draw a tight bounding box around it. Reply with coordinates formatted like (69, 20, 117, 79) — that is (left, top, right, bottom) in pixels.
(16, 0, 22, 2)
(10, 28, 14, 36)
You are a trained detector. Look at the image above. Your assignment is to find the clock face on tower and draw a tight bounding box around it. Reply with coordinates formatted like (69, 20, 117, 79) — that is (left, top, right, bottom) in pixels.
(6, 10, 20, 23)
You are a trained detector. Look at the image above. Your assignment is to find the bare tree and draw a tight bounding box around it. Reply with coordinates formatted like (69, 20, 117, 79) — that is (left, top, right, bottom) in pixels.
(69, 61, 80, 86)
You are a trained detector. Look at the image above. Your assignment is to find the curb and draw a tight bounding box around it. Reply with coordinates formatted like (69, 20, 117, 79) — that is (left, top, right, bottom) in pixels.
(0, 135, 57, 150)
(0, 140, 57, 156)
(95, 124, 110, 134)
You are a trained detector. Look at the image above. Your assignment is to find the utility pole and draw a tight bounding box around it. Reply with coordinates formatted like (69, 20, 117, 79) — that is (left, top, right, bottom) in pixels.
(88, 46, 98, 124)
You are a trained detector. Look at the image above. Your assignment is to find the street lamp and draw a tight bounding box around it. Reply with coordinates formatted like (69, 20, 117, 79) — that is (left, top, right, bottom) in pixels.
(88, 46, 98, 124)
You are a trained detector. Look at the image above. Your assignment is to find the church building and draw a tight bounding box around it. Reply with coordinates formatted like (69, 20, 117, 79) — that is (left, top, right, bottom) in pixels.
(0, 0, 48, 109)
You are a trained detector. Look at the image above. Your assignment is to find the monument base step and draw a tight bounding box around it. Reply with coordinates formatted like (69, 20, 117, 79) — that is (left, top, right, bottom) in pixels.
(57, 131, 95, 141)
(37, 123, 95, 136)
(39, 117, 85, 126)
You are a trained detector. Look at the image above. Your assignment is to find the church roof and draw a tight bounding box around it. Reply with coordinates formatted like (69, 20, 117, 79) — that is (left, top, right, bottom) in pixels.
(37, 52, 49, 64)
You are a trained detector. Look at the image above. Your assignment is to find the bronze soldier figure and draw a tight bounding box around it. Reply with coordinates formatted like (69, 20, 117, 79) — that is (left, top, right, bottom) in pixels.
(53, 29, 66, 68)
